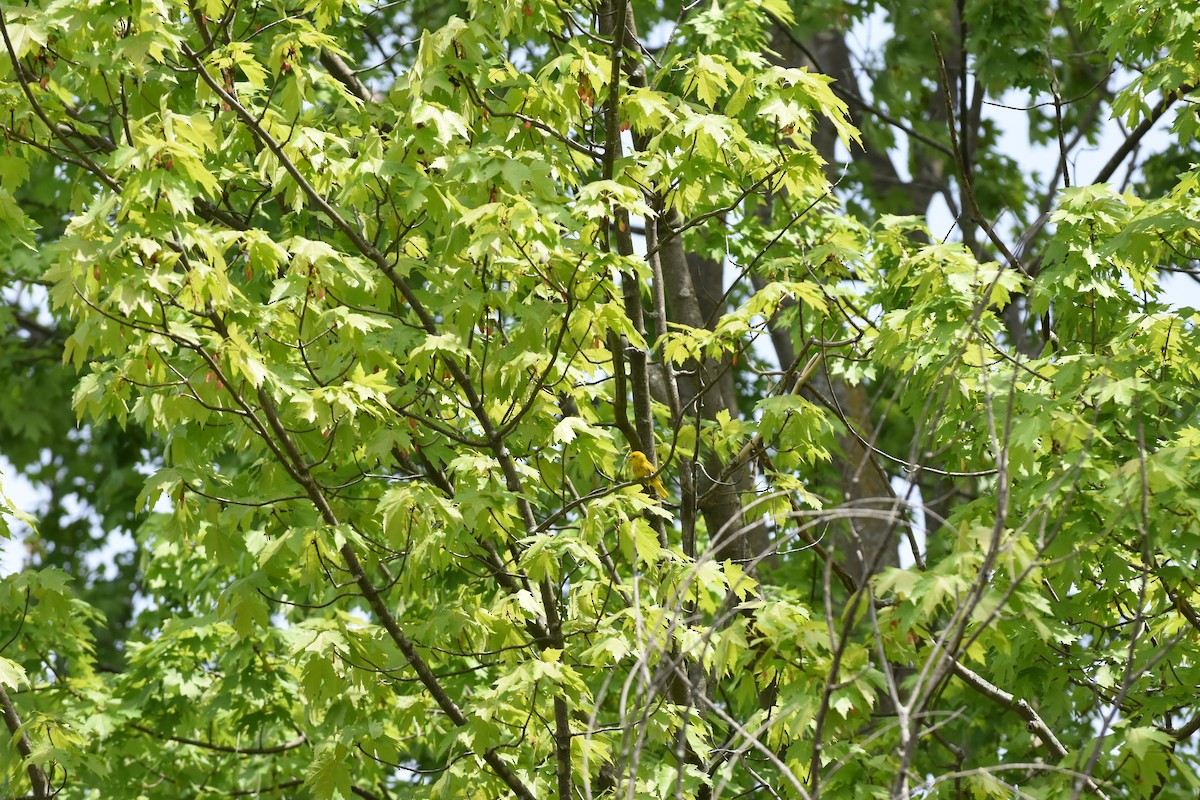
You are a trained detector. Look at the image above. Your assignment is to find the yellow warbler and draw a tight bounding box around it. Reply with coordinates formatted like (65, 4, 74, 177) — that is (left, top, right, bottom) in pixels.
(629, 450, 666, 498)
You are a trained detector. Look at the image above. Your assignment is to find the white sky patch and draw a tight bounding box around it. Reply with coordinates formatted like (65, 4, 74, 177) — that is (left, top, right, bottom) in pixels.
(0, 459, 42, 577)
(891, 476, 926, 569)
(0, 454, 144, 583)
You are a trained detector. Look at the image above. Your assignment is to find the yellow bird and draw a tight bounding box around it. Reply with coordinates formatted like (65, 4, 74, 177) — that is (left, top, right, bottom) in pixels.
(628, 450, 666, 498)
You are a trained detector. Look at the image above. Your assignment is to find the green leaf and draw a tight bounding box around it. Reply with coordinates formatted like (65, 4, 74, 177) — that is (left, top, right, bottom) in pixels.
(0, 656, 27, 690)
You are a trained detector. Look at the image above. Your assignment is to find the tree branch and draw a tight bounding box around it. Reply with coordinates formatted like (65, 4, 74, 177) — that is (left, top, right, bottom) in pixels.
(0, 685, 50, 799)
(949, 660, 1111, 800)
(130, 724, 307, 755)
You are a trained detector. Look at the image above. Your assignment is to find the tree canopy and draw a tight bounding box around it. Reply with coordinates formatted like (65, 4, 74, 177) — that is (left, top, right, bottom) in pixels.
(2, 0, 1200, 798)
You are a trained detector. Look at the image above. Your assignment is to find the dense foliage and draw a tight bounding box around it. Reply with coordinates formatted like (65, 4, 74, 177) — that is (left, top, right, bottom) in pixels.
(1, 0, 1199, 798)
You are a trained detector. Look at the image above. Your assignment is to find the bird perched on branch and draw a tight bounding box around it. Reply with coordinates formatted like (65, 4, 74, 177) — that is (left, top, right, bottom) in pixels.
(628, 450, 666, 498)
